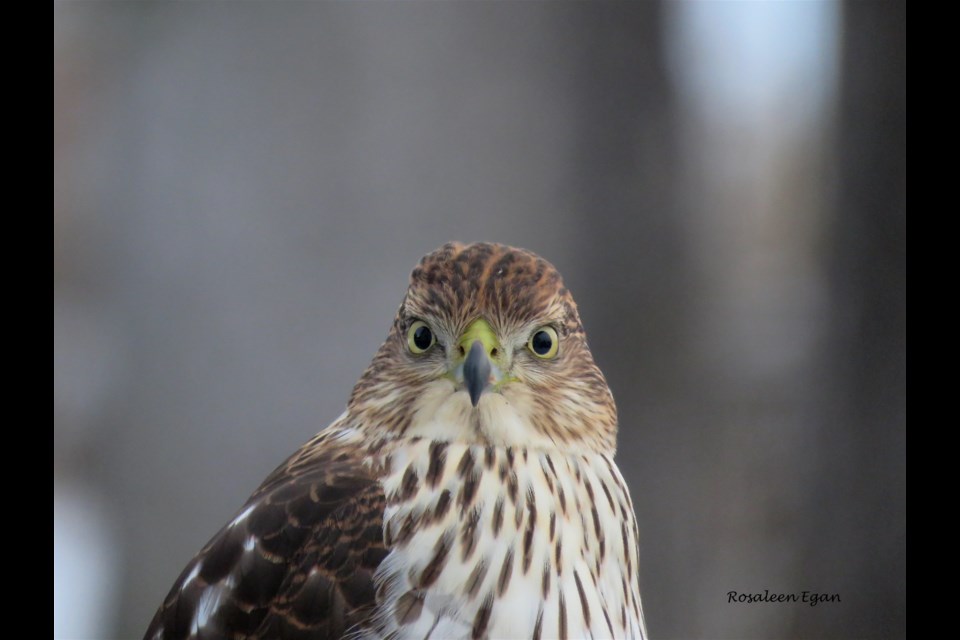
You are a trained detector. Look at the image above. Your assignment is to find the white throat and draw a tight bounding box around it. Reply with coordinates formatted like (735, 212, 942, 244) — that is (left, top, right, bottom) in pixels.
(404, 379, 559, 449)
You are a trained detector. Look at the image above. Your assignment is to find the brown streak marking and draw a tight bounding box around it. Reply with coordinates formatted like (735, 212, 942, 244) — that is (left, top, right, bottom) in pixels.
(621, 523, 632, 577)
(541, 561, 551, 598)
(507, 471, 518, 505)
(466, 560, 488, 599)
(583, 476, 595, 504)
(491, 497, 504, 536)
(636, 570, 643, 610)
(545, 454, 558, 478)
(459, 474, 479, 516)
(549, 512, 557, 541)
(396, 512, 421, 546)
(433, 490, 452, 522)
(497, 549, 514, 596)
(532, 608, 544, 640)
(460, 506, 481, 561)
(457, 448, 475, 478)
(382, 453, 393, 475)
(600, 480, 616, 512)
(522, 527, 535, 575)
(420, 532, 453, 587)
(484, 446, 496, 469)
(472, 594, 494, 640)
(604, 455, 627, 496)
(601, 603, 615, 638)
(591, 507, 602, 543)
(574, 570, 591, 626)
(540, 460, 555, 493)
(559, 592, 568, 640)
(426, 441, 448, 489)
(522, 489, 537, 574)
(395, 589, 424, 625)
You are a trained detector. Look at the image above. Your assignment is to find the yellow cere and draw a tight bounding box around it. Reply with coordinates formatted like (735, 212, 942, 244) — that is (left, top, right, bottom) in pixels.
(457, 318, 501, 362)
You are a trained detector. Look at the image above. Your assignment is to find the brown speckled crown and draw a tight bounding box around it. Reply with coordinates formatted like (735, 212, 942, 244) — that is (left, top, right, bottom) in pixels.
(348, 242, 618, 453)
(403, 242, 583, 338)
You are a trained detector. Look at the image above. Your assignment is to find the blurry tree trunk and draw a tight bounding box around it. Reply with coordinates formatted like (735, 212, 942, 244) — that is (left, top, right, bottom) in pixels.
(564, 4, 686, 637)
(798, 2, 906, 638)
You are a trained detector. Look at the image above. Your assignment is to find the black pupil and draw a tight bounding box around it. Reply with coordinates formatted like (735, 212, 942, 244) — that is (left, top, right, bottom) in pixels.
(531, 330, 553, 355)
(413, 325, 433, 350)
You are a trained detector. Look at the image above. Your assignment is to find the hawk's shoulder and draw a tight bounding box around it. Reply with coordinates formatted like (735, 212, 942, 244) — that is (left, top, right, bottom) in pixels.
(145, 431, 387, 640)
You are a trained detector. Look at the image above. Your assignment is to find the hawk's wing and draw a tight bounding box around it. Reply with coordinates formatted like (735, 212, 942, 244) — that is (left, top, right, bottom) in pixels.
(145, 447, 387, 640)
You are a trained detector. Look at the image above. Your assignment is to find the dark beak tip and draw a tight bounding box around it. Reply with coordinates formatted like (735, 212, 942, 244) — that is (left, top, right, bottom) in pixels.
(464, 340, 492, 408)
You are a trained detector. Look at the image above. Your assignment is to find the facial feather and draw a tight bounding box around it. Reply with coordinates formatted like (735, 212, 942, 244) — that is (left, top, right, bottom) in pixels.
(347, 242, 617, 453)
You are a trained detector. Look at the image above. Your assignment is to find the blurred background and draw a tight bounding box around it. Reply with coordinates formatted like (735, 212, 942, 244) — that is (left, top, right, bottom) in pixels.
(54, 2, 905, 639)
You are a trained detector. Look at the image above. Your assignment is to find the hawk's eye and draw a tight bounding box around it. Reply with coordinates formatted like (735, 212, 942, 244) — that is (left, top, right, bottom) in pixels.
(528, 326, 559, 359)
(407, 320, 436, 354)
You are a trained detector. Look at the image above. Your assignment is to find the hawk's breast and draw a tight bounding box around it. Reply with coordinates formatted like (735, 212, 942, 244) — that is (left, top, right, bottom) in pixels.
(364, 438, 646, 640)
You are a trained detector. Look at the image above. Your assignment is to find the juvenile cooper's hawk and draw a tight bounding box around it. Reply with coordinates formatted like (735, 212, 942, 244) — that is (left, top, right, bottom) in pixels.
(146, 242, 647, 639)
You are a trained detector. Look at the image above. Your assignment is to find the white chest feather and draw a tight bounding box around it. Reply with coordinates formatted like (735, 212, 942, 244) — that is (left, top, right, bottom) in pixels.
(363, 440, 646, 640)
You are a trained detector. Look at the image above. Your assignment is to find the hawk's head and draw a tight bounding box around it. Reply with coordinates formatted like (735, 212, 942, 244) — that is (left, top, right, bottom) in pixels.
(349, 242, 617, 454)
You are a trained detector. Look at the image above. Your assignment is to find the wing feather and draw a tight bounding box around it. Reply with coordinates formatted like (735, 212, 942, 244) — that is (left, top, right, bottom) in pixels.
(145, 448, 386, 640)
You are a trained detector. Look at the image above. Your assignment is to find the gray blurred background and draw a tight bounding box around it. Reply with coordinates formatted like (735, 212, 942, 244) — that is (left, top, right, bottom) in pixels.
(54, 3, 905, 639)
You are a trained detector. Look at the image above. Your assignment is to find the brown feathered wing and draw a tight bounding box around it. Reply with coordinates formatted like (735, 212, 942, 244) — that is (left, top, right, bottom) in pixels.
(145, 451, 387, 640)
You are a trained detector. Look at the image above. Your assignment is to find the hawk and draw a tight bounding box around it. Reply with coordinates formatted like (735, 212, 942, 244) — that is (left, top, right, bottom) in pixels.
(146, 242, 647, 640)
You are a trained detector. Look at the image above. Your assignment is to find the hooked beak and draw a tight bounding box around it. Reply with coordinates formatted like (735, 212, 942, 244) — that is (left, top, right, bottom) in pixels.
(463, 340, 492, 407)
(452, 317, 504, 407)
